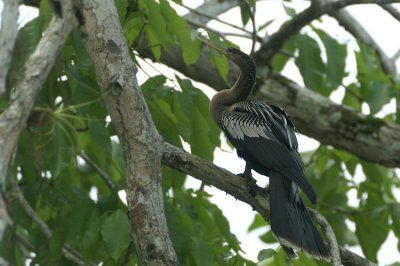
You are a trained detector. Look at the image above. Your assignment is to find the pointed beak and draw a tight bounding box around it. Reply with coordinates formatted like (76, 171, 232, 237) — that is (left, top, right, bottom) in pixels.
(199, 37, 229, 56)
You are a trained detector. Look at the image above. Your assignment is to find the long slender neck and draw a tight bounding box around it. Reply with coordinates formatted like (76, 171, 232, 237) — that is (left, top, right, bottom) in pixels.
(210, 55, 256, 126)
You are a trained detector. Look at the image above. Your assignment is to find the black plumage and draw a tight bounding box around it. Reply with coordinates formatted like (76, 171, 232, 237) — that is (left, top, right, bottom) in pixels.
(202, 38, 330, 259)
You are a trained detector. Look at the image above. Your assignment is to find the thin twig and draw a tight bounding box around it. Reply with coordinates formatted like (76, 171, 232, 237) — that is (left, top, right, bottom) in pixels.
(308, 208, 341, 266)
(255, 0, 400, 64)
(332, 9, 397, 75)
(342, 83, 364, 102)
(241, 0, 257, 55)
(79, 152, 115, 190)
(393, 48, 400, 61)
(186, 20, 227, 40)
(381, 4, 400, 21)
(8, 175, 94, 266)
(180, 2, 256, 36)
(319, 201, 359, 215)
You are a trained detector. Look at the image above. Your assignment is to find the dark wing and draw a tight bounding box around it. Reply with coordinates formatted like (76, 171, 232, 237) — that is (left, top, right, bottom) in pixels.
(221, 101, 316, 203)
(234, 101, 299, 150)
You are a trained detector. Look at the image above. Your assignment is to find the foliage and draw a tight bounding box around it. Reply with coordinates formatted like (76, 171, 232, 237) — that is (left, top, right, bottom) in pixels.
(2, 0, 400, 265)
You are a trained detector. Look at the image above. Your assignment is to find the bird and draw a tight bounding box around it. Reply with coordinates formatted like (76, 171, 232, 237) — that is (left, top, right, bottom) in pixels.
(201, 37, 330, 260)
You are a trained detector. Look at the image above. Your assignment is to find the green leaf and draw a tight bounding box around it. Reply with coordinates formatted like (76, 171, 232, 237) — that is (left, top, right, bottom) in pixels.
(48, 228, 66, 264)
(114, 0, 128, 24)
(295, 35, 330, 96)
(190, 238, 214, 266)
(177, 77, 221, 160)
(101, 209, 131, 261)
(282, 2, 296, 17)
(342, 84, 362, 111)
(81, 215, 103, 261)
(367, 81, 392, 114)
(124, 16, 145, 47)
(257, 249, 275, 261)
(272, 35, 296, 72)
(293, 252, 318, 266)
(389, 203, 400, 238)
(259, 230, 277, 244)
(165, 202, 193, 262)
(315, 29, 347, 88)
(9, 17, 45, 86)
(354, 207, 389, 262)
(139, 0, 166, 60)
(87, 121, 112, 167)
(160, 0, 201, 65)
(50, 122, 74, 178)
(212, 207, 241, 251)
(248, 213, 267, 232)
(71, 30, 94, 74)
(257, 19, 275, 32)
(239, 1, 251, 25)
(272, 247, 288, 266)
(64, 199, 97, 247)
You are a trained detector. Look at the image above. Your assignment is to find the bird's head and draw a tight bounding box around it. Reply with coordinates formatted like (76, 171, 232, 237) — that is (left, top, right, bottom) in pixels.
(200, 37, 254, 70)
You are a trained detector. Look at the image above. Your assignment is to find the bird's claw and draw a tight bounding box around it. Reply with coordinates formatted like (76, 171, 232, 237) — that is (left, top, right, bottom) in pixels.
(237, 172, 257, 184)
(237, 172, 257, 196)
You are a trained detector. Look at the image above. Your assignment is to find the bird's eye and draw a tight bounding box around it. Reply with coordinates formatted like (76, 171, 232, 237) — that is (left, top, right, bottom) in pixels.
(227, 48, 235, 53)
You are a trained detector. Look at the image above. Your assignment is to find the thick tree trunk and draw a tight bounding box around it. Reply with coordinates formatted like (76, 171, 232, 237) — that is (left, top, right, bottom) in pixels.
(80, 0, 178, 264)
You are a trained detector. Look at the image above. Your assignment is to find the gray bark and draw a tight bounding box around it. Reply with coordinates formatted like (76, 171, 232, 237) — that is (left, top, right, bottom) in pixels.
(80, 0, 178, 264)
(0, 0, 78, 242)
(0, 0, 20, 97)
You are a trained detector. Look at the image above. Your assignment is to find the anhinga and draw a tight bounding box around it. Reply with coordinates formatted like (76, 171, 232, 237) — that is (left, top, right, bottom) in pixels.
(202, 38, 330, 259)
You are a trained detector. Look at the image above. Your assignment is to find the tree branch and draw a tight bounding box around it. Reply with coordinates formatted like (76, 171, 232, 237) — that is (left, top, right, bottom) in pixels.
(8, 175, 94, 266)
(332, 9, 397, 75)
(80, 0, 178, 264)
(0, 0, 78, 241)
(308, 209, 341, 266)
(381, 3, 400, 21)
(161, 142, 373, 266)
(255, 0, 400, 64)
(0, 0, 20, 97)
(79, 153, 115, 190)
(184, 0, 240, 25)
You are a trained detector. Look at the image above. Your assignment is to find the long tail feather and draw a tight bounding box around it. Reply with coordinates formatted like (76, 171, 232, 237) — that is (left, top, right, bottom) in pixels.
(269, 170, 330, 260)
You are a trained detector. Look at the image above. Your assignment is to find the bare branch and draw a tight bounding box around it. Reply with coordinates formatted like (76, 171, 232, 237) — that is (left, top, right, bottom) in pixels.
(161, 142, 373, 266)
(0, 0, 78, 241)
(79, 152, 115, 190)
(22, 0, 40, 7)
(381, 4, 400, 21)
(340, 247, 377, 266)
(184, 0, 240, 25)
(255, 0, 400, 64)
(308, 209, 341, 266)
(332, 9, 397, 75)
(80, 0, 178, 264)
(182, 1, 254, 36)
(8, 175, 93, 266)
(0, 0, 20, 97)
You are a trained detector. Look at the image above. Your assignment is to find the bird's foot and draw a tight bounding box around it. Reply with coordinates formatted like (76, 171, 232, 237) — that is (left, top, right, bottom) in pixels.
(237, 172, 257, 184)
(282, 245, 297, 259)
(237, 172, 257, 197)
